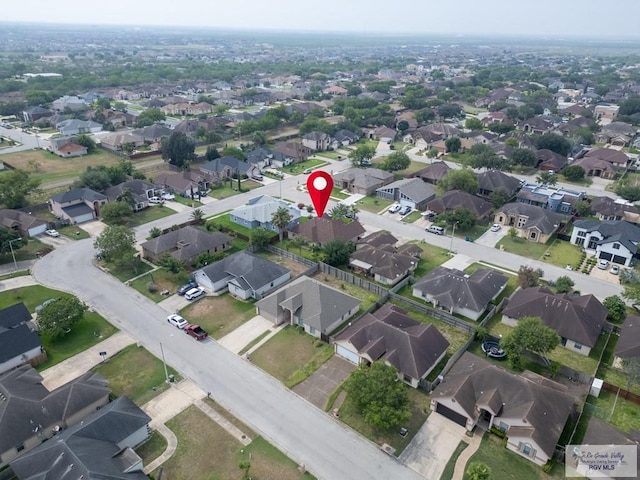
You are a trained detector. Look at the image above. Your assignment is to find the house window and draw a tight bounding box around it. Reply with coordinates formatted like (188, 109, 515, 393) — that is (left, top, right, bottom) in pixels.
(577, 230, 586, 238)
(613, 243, 620, 250)
(529, 231, 537, 240)
(522, 444, 532, 456)
(16, 443, 24, 452)
(574, 342, 583, 350)
(575, 237, 585, 246)
(498, 421, 508, 432)
(309, 326, 316, 335)
(517, 218, 527, 228)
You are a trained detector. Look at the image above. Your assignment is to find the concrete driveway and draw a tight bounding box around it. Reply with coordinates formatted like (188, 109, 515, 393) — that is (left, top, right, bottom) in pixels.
(80, 220, 107, 238)
(293, 356, 355, 409)
(474, 226, 508, 247)
(217, 315, 273, 354)
(399, 412, 467, 480)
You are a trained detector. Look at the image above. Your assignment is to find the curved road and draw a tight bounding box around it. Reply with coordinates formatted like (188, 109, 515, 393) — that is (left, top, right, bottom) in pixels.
(32, 240, 423, 480)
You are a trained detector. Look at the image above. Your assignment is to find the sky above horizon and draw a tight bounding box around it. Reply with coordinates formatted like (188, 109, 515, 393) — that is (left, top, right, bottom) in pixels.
(3, 0, 640, 38)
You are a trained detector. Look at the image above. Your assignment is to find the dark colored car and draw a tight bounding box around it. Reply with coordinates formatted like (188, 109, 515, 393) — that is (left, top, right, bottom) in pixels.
(184, 324, 208, 340)
(177, 280, 198, 296)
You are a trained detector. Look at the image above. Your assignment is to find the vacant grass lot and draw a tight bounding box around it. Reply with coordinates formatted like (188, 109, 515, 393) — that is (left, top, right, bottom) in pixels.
(129, 269, 192, 302)
(281, 158, 327, 174)
(496, 236, 550, 259)
(160, 406, 314, 480)
(339, 387, 430, 455)
(541, 240, 583, 269)
(1, 148, 121, 184)
(251, 326, 334, 387)
(93, 344, 179, 405)
(209, 179, 261, 199)
(181, 295, 256, 340)
(355, 194, 394, 213)
(463, 434, 563, 479)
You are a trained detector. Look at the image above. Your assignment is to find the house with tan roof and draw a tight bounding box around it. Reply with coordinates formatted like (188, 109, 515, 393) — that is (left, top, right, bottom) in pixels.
(494, 203, 565, 243)
(334, 304, 449, 388)
(289, 216, 365, 246)
(427, 190, 493, 220)
(140, 226, 232, 265)
(0, 209, 48, 237)
(333, 168, 394, 196)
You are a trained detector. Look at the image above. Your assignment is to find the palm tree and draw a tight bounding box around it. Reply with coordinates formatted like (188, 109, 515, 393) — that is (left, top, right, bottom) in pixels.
(190, 208, 205, 225)
(271, 206, 292, 244)
(290, 236, 306, 255)
(329, 203, 349, 219)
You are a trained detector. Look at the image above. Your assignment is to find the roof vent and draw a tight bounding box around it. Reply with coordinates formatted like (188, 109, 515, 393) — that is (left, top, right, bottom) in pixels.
(176, 240, 190, 248)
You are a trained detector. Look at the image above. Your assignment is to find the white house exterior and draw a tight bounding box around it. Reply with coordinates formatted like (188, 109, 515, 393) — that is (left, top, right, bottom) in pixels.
(570, 219, 640, 266)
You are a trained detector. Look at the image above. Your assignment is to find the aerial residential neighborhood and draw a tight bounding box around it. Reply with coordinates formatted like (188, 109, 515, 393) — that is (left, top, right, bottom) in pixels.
(1, 5, 640, 480)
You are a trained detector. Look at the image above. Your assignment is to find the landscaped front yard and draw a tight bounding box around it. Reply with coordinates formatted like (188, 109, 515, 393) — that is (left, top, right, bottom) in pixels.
(93, 344, 180, 405)
(251, 326, 334, 388)
(129, 268, 193, 302)
(135, 431, 167, 465)
(160, 406, 314, 480)
(209, 179, 261, 199)
(353, 194, 393, 213)
(496, 236, 550, 259)
(280, 158, 328, 174)
(541, 240, 583, 269)
(180, 294, 256, 340)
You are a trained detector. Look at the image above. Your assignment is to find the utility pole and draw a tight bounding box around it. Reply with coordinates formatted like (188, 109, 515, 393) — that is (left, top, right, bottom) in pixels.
(159, 342, 170, 384)
(8, 237, 22, 271)
(449, 222, 458, 256)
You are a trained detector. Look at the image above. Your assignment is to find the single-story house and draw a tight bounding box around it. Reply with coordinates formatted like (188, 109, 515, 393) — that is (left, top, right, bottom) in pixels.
(333, 168, 394, 196)
(376, 178, 436, 210)
(356, 231, 398, 249)
(590, 196, 640, 224)
(477, 170, 522, 198)
(431, 352, 573, 466)
(516, 183, 584, 214)
(141, 226, 232, 265)
(132, 123, 172, 143)
(0, 303, 44, 375)
(570, 219, 640, 267)
(570, 156, 618, 179)
(411, 161, 451, 185)
(50, 188, 108, 224)
(10, 396, 150, 480)
(104, 179, 158, 212)
(427, 190, 493, 220)
(51, 95, 88, 112)
(0, 365, 110, 468)
(334, 303, 449, 388)
(579, 418, 640, 479)
(536, 149, 568, 173)
(199, 156, 260, 179)
(289, 216, 366, 246)
(521, 116, 554, 135)
(230, 195, 300, 232)
(56, 119, 102, 136)
(413, 266, 507, 321)
(245, 147, 292, 169)
(48, 136, 88, 157)
(613, 315, 640, 369)
(22, 106, 53, 123)
(255, 276, 361, 340)
(194, 250, 290, 300)
(302, 131, 331, 152)
(350, 244, 417, 286)
(100, 132, 145, 152)
(365, 126, 396, 143)
(154, 170, 218, 197)
(502, 286, 606, 356)
(494, 203, 565, 243)
(0, 209, 48, 237)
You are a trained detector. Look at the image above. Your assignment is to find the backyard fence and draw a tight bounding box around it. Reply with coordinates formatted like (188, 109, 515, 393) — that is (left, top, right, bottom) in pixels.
(318, 262, 389, 297)
(601, 382, 640, 406)
(264, 245, 317, 267)
(388, 292, 475, 334)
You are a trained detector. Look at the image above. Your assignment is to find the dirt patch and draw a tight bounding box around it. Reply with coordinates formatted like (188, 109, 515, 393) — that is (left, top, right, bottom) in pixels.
(256, 251, 311, 277)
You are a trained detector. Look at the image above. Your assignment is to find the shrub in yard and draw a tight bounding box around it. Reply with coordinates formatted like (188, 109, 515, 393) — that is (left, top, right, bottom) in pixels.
(489, 426, 506, 438)
(149, 227, 162, 238)
(147, 282, 158, 293)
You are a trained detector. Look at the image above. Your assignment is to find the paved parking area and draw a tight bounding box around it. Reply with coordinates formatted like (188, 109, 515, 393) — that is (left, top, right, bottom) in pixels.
(293, 356, 356, 409)
(399, 412, 467, 480)
(80, 220, 107, 238)
(474, 226, 508, 247)
(218, 315, 274, 354)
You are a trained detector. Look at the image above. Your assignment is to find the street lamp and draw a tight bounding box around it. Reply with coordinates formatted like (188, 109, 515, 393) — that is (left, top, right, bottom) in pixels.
(159, 342, 170, 384)
(449, 222, 458, 256)
(8, 237, 22, 271)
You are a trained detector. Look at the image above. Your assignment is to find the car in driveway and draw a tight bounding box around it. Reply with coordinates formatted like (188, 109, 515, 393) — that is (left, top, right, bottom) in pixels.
(167, 314, 188, 329)
(598, 259, 609, 270)
(148, 196, 165, 204)
(399, 205, 412, 216)
(35, 298, 57, 313)
(184, 323, 208, 340)
(490, 224, 501, 232)
(45, 229, 60, 237)
(610, 265, 620, 275)
(177, 280, 198, 295)
(160, 191, 175, 201)
(388, 203, 401, 214)
(184, 287, 205, 301)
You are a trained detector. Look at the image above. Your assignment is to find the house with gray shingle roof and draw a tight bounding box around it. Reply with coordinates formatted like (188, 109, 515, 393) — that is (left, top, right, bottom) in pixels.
(0, 209, 48, 237)
(289, 216, 365, 246)
(256, 276, 361, 339)
(570, 219, 640, 267)
(411, 161, 451, 185)
(132, 123, 172, 143)
(502, 286, 606, 356)
(0, 365, 110, 468)
(413, 266, 507, 321)
(104, 180, 158, 212)
(302, 131, 331, 152)
(333, 168, 394, 196)
(427, 190, 493, 220)
(356, 231, 398, 249)
(477, 170, 522, 198)
(614, 315, 640, 368)
(194, 250, 290, 300)
(50, 188, 108, 224)
(431, 352, 573, 466)
(0, 303, 43, 376)
(10, 396, 150, 480)
(55, 119, 102, 136)
(494, 203, 565, 244)
(334, 303, 449, 388)
(141, 226, 232, 266)
(230, 195, 300, 232)
(350, 244, 417, 286)
(376, 177, 436, 210)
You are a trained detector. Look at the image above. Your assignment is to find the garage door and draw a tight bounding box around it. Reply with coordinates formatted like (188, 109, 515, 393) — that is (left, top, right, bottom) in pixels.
(435, 402, 467, 427)
(74, 212, 95, 224)
(612, 255, 626, 265)
(335, 345, 360, 364)
(599, 252, 613, 261)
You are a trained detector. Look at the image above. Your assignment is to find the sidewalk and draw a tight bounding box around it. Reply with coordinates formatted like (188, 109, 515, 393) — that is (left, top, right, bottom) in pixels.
(40, 331, 137, 390)
(217, 315, 274, 354)
(451, 432, 483, 480)
(0, 274, 38, 291)
(0, 259, 36, 276)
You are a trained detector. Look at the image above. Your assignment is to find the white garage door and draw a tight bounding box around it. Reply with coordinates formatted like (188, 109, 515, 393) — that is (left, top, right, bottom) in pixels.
(74, 212, 95, 224)
(336, 344, 359, 364)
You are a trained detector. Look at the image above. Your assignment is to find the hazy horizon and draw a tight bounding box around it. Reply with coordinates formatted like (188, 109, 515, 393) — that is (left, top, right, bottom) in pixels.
(2, 0, 640, 39)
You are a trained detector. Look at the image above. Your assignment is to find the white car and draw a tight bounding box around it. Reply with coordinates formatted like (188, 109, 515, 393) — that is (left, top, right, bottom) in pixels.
(597, 259, 609, 270)
(45, 229, 60, 237)
(160, 192, 175, 201)
(184, 287, 205, 301)
(399, 205, 412, 216)
(167, 314, 188, 329)
(490, 224, 501, 232)
(149, 196, 165, 204)
(388, 204, 401, 214)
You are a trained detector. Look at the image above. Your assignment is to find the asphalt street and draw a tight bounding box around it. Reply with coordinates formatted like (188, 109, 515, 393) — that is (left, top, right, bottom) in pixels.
(32, 240, 423, 480)
(0, 125, 44, 154)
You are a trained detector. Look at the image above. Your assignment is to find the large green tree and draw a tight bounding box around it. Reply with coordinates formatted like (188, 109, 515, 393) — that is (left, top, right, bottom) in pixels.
(349, 144, 376, 167)
(250, 227, 274, 249)
(136, 108, 166, 127)
(0, 226, 26, 254)
(517, 265, 544, 289)
(37, 296, 87, 339)
(502, 316, 559, 367)
(94, 225, 136, 267)
(510, 148, 537, 167)
(445, 136, 461, 153)
(535, 133, 572, 156)
(0, 169, 41, 208)
(439, 168, 479, 194)
(380, 151, 410, 172)
(344, 362, 411, 429)
(603, 295, 626, 323)
(322, 239, 356, 267)
(100, 201, 133, 225)
(161, 132, 195, 169)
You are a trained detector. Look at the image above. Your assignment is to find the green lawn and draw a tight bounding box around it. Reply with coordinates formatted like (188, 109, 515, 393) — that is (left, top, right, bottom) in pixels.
(540, 240, 583, 269)
(251, 326, 334, 388)
(180, 295, 257, 340)
(331, 187, 350, 200)
(173, 195, 203, 207)
(496, 236, 550, 260)
(401, 210, 422, 223)
(440, 440, 469, 480)
(93, 344, 180, 405)
(0, 285, 72, 312)
(463, 434, 563, 479)
(0, 238, 50, 264)
(0, 269, 30, 281)
(312, 272, 378, 311)
(129, 269, 193, 302)
(587, 390, 640, 433)
(281, 158, 327, 174)
(56, 224, 91, 240)
(207, 213, 257, 240)
(316, 151, 344, 160)
(101, 258, 154, 283)
(354, 195, 393, 213)
(135, 431, 167, 465)
(209, 180, 261, 199)
(161, 407, 314, 480)
(339, 386, 430, 456)
(127, 205, 177, 227)
(411, 241, 451, 278)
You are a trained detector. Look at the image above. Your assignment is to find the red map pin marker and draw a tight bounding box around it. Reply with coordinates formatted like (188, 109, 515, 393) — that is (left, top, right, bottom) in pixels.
(307, 171, 333, 218)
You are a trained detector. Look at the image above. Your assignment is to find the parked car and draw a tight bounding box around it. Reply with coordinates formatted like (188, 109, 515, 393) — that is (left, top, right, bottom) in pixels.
(388, 204, 401, 214)
(177, 280, 198, 295)
(426, 225, 445, 235)
(597, 259, 609, 270)
(399, 205, 412, 216)
(149, 196, 165, 204)
(303, 169, 312, 174)
(35, 298, 57, 313)
(610, 265, 620, 275)
(184, 323, 208, 340)
(160, 191, 175, 200)
(184, 287, 205, 301)
(45, 229, 60, 237)
(490, 224, 502, 232)
(251, 174, 264, 181)
(167, 314, 188, 329)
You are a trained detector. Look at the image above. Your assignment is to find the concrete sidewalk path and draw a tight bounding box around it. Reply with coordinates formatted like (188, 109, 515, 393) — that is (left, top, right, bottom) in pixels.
(452, 431, 483, 480)
(40, 331, 137, 390)
(142, 379, 206, 427)
(0, 274, 38, 291)
(143, 423, 177, 474)
(217, 315, 274, 354)
(441, 253, 474, 271)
